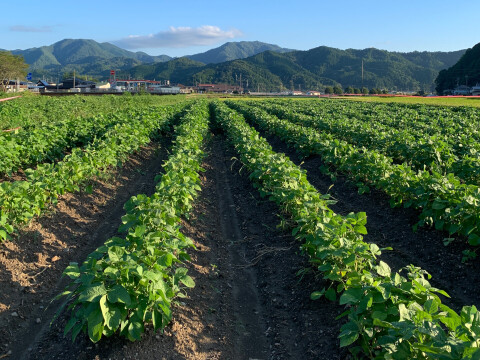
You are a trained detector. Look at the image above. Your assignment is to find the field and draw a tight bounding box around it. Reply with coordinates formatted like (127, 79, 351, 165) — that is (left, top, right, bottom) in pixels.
(1, 94, 480, 359)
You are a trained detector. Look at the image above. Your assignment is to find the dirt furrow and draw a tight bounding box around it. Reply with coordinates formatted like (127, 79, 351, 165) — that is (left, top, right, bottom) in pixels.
(3, 132, 349, 360)
(0, 139, 172, 359)
(260, 132, 480, 313)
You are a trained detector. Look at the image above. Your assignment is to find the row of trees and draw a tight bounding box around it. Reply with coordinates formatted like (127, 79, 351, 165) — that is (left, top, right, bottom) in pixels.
(0, 52, 29, 93)
(324, 85, 388, 95)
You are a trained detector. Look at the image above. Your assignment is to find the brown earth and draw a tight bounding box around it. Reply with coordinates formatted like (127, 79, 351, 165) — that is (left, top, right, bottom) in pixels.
(2, 133, 346, 360)
(1, 117, 479, 360)
(260, 132, 480, 313)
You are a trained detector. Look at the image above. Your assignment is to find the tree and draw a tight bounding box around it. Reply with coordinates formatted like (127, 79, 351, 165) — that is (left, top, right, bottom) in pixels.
(324, 86, 333, 94)
(0, 52, 29, 92)
(354, 88, 361, 94)
(345, 86, 354, 94)
(333, 85, 343, 95)
(361, 87, 369, 95)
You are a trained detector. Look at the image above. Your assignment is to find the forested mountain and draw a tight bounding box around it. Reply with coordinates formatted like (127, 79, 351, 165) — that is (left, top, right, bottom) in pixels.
(5, 38, 465, 91)
(186, 41, 294, 64)
(9, 39, 171, 79)
(128, 46, 465, 92)
(435, 42, 480, 94)
(7, 39, 294, 81)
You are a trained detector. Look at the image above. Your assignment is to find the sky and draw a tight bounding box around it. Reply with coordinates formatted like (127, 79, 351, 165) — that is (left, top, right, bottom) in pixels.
(1, 0, 479, 56)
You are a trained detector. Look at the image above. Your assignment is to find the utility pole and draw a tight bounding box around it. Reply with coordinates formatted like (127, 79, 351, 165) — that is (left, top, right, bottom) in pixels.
(73, 69, 76, 89)
(361, 59, 364, 89)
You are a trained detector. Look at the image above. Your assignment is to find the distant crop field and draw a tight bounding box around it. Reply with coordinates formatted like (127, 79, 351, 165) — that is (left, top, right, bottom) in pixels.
(340, 94, 480, 107)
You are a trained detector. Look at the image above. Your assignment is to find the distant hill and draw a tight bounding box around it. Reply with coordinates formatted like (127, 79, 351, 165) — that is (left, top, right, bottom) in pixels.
(5, 39, 466, 91)
(186, 41, 294, 64)
(128, 45, 465, 92)
(7, 39, 295, 81)
(435, 42, 480, 94)
(9, 39, 172, 79)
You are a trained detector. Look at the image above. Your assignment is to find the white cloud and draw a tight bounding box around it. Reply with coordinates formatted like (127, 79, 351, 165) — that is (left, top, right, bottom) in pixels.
(9, 25, 53, 33)
(113, 25, 243, 49)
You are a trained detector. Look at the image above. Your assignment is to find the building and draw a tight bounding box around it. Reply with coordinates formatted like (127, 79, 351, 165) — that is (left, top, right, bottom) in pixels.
(112, 80, 180, 94)
(453, 85, 471, 96)
(177, 84, 195, 94)
(195, 83, 243, 94)
(471, 83, 480, 96)
(4, 80, 28, 93)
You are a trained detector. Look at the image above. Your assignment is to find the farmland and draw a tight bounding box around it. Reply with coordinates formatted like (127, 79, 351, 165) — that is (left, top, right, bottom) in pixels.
(1, 95, 480, 359)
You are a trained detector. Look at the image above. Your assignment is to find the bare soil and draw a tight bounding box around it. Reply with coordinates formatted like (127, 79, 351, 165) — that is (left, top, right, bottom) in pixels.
(1, 119, 478, 360)
(261, 132, 480, 313)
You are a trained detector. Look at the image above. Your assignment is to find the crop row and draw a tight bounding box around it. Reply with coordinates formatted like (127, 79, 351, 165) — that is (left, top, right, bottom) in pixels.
(0, 111, 135, 177)
(212, 101, 480, 359)
(226, 101, 480, 260)
(57, 100, 209, 342)
(269, 98, 480, 143)
(256, 101, 480, 185)
(0, 103, 186, 241)
(268, 98, 480, 166)
(0, 95, 176, 176)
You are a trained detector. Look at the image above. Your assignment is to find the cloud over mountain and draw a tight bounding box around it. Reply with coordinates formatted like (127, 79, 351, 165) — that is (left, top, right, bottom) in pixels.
(112, 25, 243, 49)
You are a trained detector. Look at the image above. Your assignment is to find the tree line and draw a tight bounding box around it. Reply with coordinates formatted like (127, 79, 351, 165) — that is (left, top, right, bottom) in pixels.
(324, 85, 389, 95)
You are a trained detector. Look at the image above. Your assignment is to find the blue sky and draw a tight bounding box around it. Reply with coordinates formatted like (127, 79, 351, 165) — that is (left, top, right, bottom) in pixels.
(1, 0, 479, 56)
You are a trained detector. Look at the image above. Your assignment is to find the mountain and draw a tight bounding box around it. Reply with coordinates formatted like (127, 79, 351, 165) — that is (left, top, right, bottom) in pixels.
(9, 39, 172, 79)
(128, 45, 465, 92)
(435, 42, 480, 94)
(5, 39, 466, 91)
(7, 39, 294, 80)
(186, 41, 294, 64)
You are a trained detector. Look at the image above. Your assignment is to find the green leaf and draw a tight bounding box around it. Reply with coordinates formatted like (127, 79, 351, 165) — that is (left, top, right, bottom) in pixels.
(152, 308, 163, 331)
(339, 287, 363, 305)
(0, 229, 8, 241)
(339, 322, 360, 347)
(376, 261, 391, 278)
(87, 307, 104, 343)
(108, 246, 125, 262)
(354, 225, 368, 235)
(180, 275, 195, 288)
(128, 316, 144, 341)
(107, 284, 132, 306)
(134, 225, 146, 238)
(99, 295, 124, 330)
(424, 298, 439, 315)
(310, 289, 325, 300)
(71, 322, 83, 342)
(339, 331, 358, 347)
(158, 253, 173, 267)
(468, 234, 480, 247)
(325, 287, 336, 302)
(64, 316, 78, 337)
(432, 200, 446, 210)
(370, 243, 381, 256)
(78, 284, 107, 303)
(63, 263, 80, 279)
(372, 311, 387, 321)
(356, 212, 367, 226)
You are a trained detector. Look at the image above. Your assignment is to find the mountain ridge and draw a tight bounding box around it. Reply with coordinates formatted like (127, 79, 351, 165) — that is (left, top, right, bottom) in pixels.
(127, 45, 465, 92)
(3, 38, 467, 92)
